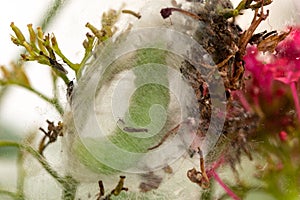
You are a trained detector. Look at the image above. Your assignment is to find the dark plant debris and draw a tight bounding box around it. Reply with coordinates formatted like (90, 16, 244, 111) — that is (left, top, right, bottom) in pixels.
(38, 120, 63, 155)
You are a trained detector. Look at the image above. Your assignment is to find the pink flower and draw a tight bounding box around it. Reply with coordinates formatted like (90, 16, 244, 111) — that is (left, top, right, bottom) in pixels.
(243, 26, 300, 123)
(276, 27, 300, 60)
(273, 27, 300, 84)
(244, 46, 274, 101)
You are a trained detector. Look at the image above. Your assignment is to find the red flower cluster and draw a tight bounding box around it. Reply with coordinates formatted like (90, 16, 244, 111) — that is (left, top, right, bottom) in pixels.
(275, 27, 300, 84)
(243, 26, 300, 123)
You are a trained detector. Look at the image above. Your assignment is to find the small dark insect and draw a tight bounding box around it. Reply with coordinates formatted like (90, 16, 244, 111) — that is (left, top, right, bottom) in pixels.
(123, 127, 148, 133)
(117, 119, 148, 133)
(39, 51, 68, 74)
(38, 120, 63, 155)
(48, 57, 68, 74)
(67, 79, 74, 101)
(96, 176, 128, 200)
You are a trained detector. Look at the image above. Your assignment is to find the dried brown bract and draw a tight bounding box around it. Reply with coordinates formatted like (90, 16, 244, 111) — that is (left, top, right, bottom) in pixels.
(187, 148, 210, 188)
(38, 120, 63, 155)
(250, 29, 292, 53)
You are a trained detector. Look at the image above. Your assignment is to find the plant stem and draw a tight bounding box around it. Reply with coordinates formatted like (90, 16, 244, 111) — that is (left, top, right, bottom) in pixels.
(52, 47, 80, 72)
(211, 170, 241, 200)
(290, 82, 300, 124)
(233, 91, 252, 113)
(16, 151, 25, 199)
(0, 86, 7, 100)
(39, 0, 69, 30)
(52, 73, 59, 100)
(0, 140, 78, 200)
(0, 189, 20, 199)
(0, 141, 62, 181)
(22, 84, 64, 115)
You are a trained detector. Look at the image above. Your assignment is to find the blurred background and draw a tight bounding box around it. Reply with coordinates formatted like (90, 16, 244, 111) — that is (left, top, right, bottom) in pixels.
(0, 0, 299, 199)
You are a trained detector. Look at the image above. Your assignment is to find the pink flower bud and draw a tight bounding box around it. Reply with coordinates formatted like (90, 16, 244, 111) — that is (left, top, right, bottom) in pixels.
(279, 131, 288, 142)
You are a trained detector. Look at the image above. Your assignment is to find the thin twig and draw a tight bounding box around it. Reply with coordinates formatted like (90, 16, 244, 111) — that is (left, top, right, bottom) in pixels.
(290, 82, 300, 124)
(122, 10, 141, 19)
(0, 189, 20, 200)
(147, 123, 180, 150)
(0, 140, 78, 200)
(211, 170, 241, 200)
(16, 151, 25, 199)
(39, 0, 70, 30)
